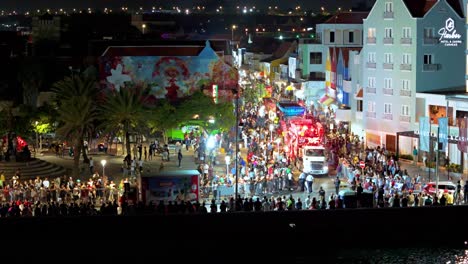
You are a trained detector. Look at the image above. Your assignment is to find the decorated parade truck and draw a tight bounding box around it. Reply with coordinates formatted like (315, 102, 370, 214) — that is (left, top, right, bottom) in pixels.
(277, 102, 328, 176)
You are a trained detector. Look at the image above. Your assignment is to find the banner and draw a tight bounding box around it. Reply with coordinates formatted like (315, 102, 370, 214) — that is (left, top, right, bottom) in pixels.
(419, 116, 430, 152)
(438, 117, 448, 150)
(458, 117, 468, 153)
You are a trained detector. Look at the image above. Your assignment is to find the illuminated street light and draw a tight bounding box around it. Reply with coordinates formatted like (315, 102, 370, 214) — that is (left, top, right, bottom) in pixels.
(269, 124, 274, 142)
(101, 159, 107, 177)
(142, 24, 146, 34)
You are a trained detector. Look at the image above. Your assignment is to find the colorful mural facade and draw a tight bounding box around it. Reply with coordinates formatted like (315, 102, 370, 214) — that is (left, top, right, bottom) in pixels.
(99, 41, 238, 102)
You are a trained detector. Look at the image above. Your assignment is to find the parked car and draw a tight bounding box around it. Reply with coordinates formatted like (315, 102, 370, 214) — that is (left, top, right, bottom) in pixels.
(423, 181, 457, 198)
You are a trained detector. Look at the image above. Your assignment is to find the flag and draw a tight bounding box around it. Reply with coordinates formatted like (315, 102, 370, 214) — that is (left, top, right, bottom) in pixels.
(438, 117, 448, 150)
(419, 116, 430, 152)
(457, 117, 468, 153)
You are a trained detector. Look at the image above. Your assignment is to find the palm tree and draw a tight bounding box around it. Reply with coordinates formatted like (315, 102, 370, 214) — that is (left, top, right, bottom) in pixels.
(99, 86, 151, 156)
(52, 75, 99, 177)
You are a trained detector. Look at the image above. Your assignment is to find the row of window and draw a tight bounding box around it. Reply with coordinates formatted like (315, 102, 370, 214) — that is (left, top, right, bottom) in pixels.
(361, 100, 410, 116)
(368, 27, 437, 40)
(367, 78, 410, 90)
(368, 53, 435, 65)
(328, 31, 355, 43)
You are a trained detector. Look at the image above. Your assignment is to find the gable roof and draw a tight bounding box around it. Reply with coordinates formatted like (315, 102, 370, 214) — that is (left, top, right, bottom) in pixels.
(402, 0, 464, 18)
(322, 12, 369, 24)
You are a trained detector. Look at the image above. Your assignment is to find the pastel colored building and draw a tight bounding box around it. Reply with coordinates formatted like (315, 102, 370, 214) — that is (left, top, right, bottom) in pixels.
(361, 0, 465, 152)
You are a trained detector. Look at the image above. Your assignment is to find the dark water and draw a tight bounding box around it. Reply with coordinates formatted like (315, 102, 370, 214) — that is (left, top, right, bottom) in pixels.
(299, 246, 468, 264)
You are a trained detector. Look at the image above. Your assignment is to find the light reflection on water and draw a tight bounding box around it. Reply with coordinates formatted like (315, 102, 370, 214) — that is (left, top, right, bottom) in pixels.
(324, 247, 468, 264)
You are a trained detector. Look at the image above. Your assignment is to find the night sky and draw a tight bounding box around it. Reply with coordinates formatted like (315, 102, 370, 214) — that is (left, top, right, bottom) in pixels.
(0, 0, 353, 12)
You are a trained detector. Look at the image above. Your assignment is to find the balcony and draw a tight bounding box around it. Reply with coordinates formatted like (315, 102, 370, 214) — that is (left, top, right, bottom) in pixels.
(366, 112, 376, 118)
(383, 63, 393, 70)
(423, 64, 441, 71)
(366, 62, 376, 69)
(400, 64, 412, 71)
(383, 88, 393, 95)
(367, 37, 376, 44)
(400, 90, 411, 97)
(423, 37, 438, 45)
(400, 115, 411, 123)
(384, 11, 394, 19)
(400, 38, 412, 45)
(383, 37, 394, 44)
(366, 87, 376, 94)
(383, 113, 393, 120)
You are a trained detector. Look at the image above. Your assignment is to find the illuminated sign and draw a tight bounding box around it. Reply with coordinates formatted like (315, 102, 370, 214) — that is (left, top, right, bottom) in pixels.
(212, 84, 218, 103)
(438, 18, 462, 47)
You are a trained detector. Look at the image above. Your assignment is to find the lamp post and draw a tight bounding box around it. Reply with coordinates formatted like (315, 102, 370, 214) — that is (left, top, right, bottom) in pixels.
(225, 155, 231, 175)
(142, 24, 146, 34)
(234, 88, 240, 207)
(231, 25, 237, 41)
(35, 121, 39, 152)
(101, 159, 106, 177)
(269, 124, 274, 142)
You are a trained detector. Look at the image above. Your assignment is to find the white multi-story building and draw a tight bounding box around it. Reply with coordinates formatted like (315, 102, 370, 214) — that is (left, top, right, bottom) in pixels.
(362, 0, 465, 152)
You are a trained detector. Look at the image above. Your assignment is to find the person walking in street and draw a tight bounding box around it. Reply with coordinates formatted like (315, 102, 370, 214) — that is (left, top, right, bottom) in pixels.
(305, 174, 314, 193)
(177, 149, 183, 168)
(89, 157, 94, 175)
(334, 176, 340, 195)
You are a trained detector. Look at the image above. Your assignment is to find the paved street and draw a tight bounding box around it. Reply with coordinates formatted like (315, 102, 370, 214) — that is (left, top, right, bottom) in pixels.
(37, 143, 464, 207)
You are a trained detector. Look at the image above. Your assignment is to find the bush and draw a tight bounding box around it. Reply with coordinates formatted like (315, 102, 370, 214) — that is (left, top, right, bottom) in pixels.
(426, 161, 436, 169)
(399, 154, 413, 161)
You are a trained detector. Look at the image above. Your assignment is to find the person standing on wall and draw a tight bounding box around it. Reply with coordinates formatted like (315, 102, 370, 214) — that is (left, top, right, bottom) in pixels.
(412, 146, 418, 165)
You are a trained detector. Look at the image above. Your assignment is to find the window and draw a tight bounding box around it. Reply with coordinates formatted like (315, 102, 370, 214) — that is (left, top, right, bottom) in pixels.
(357, 100, 363, 112)
(384, 103, 392, 114)
(368, 52, 376, 63)
(402, 79, 410, 90)
(424, 54, 433, 64)
(309, 52, 322, 64)
(384, 53, 393, 63)
(402, 53, 411, 64)
(330, 31, 335, 43)
(384, 78, 392, 89)
(368, 77, 376, 88)
(402, 27, 411, 38)
(368, 28, 376, 38)
(368, 101, 376, 112)
(401, 105, 410, 116)
(348, 31, 354, 43)
(385, 2, 393, 12)
(424, 27, 435, 38)
(385, 28, 393, 38)
(309, 71, 325, 80)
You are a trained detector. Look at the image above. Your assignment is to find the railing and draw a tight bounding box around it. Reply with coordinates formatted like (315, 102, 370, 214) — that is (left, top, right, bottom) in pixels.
(423, 37, 438, 45)
(366, 112, 376, 118)
(367, 37, 376, 44)
(384, 11, 394, 18)
(423, 64, 440, 71)
(400, 90, 411, 97)
(383, 113, 393, 120)
(366, 62, 376, 69)
(383, 63, 393, 70)
(400, 64, 412, 71)
(383, 37, 394, 44)
(383, 88, 393, 95)
(400, 115, 411, 122)
(366, 87, 376, 94)
(400, 38, 412, 45)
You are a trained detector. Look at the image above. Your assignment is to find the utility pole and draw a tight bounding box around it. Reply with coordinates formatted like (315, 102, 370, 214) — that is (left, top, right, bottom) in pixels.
(428, 120, 432, 181)
(234, 89, 240, 209)
(436, 127, 440, 197)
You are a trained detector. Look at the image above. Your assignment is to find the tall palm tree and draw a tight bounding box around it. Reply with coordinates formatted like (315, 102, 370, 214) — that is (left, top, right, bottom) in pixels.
(99, 86, 151, 156)
(52, 75, 99, 177)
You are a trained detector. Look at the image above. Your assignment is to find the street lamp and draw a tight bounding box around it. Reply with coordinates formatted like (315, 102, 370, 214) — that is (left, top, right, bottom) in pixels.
(35, 121, 39, 151)
(225, 155, 231, 175)
(101, 159, 107, 177)
(142, 23, 146, 34)
(231, 25, 237, 41)
(269, 124, 274, 142)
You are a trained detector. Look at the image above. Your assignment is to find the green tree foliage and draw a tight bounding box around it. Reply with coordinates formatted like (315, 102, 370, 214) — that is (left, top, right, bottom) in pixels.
(52, 75, 99, 177)
(99, 85, 151, 156)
